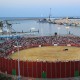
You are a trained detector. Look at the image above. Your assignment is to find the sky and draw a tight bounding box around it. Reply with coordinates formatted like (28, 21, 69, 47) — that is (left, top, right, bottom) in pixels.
(0, 0, 80, 17)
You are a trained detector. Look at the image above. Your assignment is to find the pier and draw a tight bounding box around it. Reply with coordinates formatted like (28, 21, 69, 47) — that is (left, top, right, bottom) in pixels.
(48, 18, 80, 26)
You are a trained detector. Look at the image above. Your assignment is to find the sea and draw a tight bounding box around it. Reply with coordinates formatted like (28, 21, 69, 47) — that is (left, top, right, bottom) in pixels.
(0, 17, 80, 37)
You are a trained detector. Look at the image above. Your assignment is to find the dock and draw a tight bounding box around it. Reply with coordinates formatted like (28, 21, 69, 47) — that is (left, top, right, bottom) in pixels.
(39, 17, 80, 27)
(48, 18, 80, 26)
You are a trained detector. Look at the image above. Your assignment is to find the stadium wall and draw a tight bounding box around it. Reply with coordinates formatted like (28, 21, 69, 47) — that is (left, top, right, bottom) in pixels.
(0, 57, 80, 78)
(0, 43, 80, 78)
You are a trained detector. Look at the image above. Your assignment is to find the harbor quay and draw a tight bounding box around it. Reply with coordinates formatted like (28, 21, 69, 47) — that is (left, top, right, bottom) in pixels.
(40, 17, 80, 27)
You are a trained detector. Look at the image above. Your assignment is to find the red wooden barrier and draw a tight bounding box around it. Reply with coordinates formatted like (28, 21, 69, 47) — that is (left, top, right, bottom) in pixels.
(0, 58, 1, 71)
(1, 58, 3, 72)
(20, 61, 24, 76)
(11, 59, 13, 74)
(32, 44, 39, 47)
(75, 61, 79, 71)
(37, 62, 42, 78)
(11, 59, 17, 75)
(42, 44, 51, 46)
(4, 58, 7, 73)
(0, 58, 80, 78)
(52, 62, 56, 78)
(15, 60, 18, 75)
(8, 59, 12, 74)
(1, 40, 80, 79)
(58, 44, 66, 46)
(61, 62, 66, 78)
(66, 61, 71, 77)
(46, 62, 52, 78)
(6, 59, 9, 73)
(33, 62, 37, 78)
(42, 62, 47, 74)
(23, 61, 28, 77)
(5, 58, 8, 73)
(12, 60, 16, 72)
(3, 58, 5, 72)
(27, 61, 33, 77)
(70, 61, 75, 77)
(78, 61, 80, 74)
(0, 44, 80, 78)
(56, 62, 61, 78)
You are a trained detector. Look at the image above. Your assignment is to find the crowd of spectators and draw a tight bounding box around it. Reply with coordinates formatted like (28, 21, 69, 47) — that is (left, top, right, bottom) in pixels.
(0, 35, 80, 57)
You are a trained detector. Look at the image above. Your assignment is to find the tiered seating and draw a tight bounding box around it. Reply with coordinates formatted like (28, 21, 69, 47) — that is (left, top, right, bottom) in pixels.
(0, 35, 80, 57)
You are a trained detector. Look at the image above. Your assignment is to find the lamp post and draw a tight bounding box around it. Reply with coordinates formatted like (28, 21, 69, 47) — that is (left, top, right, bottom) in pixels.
(57, 27, 60, 35)
(6, 29, 9, 40)
(65, 26, 69, 34)
(14, 42, 21, 80)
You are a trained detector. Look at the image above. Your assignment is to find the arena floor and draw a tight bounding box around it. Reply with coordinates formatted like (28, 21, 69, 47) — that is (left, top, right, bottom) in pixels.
(10, 46, 80, 62)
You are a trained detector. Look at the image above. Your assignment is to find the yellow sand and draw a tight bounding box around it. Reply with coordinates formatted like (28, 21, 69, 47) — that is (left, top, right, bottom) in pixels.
(10, 46, 80, 62)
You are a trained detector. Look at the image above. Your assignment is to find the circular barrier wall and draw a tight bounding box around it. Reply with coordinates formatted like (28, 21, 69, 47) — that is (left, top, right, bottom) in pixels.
(0, 44, 80, 78)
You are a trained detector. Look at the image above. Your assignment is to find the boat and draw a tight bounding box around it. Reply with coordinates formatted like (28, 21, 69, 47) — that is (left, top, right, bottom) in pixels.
(38, 18, 48, 23)
(38, 8, 52, 23)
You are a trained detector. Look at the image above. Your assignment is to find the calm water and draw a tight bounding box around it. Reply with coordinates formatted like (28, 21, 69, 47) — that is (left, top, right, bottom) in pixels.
(1, 18, 80, 36)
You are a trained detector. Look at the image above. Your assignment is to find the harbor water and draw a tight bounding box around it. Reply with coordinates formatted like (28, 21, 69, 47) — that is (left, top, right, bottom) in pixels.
(1, 18, 80, 36)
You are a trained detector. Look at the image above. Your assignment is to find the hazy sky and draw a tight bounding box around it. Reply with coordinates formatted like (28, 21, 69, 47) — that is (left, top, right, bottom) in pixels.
(0, 0, 80, 17)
